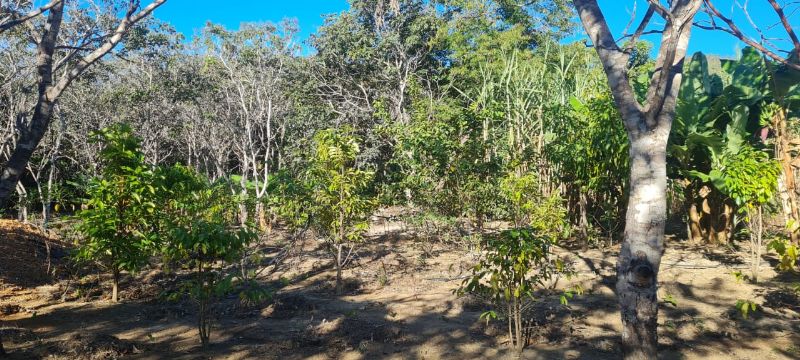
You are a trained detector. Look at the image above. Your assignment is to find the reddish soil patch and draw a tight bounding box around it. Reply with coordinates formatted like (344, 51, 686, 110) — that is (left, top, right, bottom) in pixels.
(0, 220, 69, 287)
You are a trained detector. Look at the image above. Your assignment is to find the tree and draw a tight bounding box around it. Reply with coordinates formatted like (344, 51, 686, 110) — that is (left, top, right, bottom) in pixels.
(199, 21, 300, 228)
(309, 0, 441, 175)
(0, 0, 167, 209)
(0, 0, 62, 34)
(458, 193, 567, 357)
(158, 165, 256, 347)
(695, 0, 800, 243)
(306, 128, 375, 294)
(722, 147, 780, 282)
(572, 0, 703, 358)
(75, 124, 156, 302)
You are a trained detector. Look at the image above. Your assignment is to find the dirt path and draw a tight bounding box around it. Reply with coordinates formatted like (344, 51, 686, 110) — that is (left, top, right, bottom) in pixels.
(2, 218, 799, 359)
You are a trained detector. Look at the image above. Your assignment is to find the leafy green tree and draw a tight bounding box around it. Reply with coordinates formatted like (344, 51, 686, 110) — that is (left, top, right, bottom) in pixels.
(306, 128, 376, 294)
(722, 147, 780, 282)
(310, 0, 441, 175)
(500, 172, 540, 228)
(75, 124, 157, 302)
(547, 92, 629, 246)
(457, 196, 568, 357)
(158, 165, 257, 346)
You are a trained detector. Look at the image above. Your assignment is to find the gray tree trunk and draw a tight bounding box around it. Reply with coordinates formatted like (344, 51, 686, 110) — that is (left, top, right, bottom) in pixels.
(0, 0, 63, 210)
(618, 130, 669, 358)
(0, 0, 166, 210)
(572, 0, 701, 358)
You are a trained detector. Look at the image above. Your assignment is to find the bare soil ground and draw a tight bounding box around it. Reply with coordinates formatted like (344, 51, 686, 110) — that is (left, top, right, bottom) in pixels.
(2, 212, 800, 359)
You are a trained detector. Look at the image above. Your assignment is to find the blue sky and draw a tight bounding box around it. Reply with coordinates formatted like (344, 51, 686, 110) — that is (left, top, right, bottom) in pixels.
(153, 0, 796, 59)
(153, 0, 350, 44)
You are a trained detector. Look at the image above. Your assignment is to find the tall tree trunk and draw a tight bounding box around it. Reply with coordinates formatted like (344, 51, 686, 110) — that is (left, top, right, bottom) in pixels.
(16, 183, 28, 223)
(0, 0, 166, 209)
(513, 296, 522, 359)
(618, 132, 668, 358)
(335, 243, 343, 295)
(0, 1, 62, 210)
(579, 190, 590, 248)
(507, 301, 514, 350)
(573, 1, 701, 358)
(42, 113, 64, 230)
(774, 108, 799, 243)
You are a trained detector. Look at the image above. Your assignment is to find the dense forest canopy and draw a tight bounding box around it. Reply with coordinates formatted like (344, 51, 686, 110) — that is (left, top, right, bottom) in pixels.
(1, 0, 799, 359)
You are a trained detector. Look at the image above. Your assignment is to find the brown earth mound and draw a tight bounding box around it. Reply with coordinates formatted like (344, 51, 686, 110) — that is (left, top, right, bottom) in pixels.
(0, 219, 69, 287)
(47, 333, 141, 360)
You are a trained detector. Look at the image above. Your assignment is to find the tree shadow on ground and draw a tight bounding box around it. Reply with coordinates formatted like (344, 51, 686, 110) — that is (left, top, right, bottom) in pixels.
(5, 236, 800, 359)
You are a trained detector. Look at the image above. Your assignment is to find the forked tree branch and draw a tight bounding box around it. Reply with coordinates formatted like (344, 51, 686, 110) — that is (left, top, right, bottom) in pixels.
(701, 0, 800, 71)
(575, 0, 702, 136)
(644, 0, 702, 124)
(0, 0, 63, 34)
(573, 0, 644, 132)
(48, 0, 168, 99)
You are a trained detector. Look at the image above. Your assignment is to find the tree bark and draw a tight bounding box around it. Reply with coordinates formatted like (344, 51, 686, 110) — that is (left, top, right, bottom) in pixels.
(618, 132, 669, 359)
(774, 108, 799, 243)
(573, 0, 701, 358)
(688, 200, 703, 242)
(0, 0, 62, 34)
(112, 267, 120, 302)
(0, 1, 63, 210)
(335, 243, 344, 295)
(579, 191, 590, 248)
(0, 0, 167, 210)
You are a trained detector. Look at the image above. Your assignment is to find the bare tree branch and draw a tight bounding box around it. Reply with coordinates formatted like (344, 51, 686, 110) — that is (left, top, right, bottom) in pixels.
(0, 0, 62, 34)
(573, 0, 644, 133)
(701, 0, 800, 71)
(48, 0, 168, 99)
(767, 0, 800, 54)
(623, 5, 657, 52)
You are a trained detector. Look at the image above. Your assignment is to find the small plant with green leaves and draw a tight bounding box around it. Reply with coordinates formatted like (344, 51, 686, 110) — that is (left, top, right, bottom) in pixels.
(500, 172, 540, 228)
(732, 270, 750, 283)
(735, 299, 759, 320)
(156, 166, 259, 346)
(75, 124, 157, 302)
(305, 128, 376, 294)
(457, 225, 569, 357)
(167, 220, 256, 346)
(724, 146, 780, 282)
(768, 239, 798, 272)
(662, 293, 678, 307)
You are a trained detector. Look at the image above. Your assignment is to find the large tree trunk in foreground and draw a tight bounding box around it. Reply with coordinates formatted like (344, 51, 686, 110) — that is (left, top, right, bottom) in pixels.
(0, 0, 166, 210)
(618, 131, 669, 357)
(573, 0, 701, 358)
(0, 0, 63, 210)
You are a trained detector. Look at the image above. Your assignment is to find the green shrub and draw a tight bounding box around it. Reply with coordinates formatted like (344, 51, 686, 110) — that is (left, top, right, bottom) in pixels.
(75, 124, 157, 302)
(305, 128, 376, 294)
(457, 226, 570, 356)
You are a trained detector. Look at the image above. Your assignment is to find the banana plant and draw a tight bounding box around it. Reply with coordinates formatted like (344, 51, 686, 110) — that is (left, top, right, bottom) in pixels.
(670, 48, 786, 244)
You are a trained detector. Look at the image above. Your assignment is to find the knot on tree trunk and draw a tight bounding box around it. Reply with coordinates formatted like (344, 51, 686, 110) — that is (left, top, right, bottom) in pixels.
(627, 251, 655, 288)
